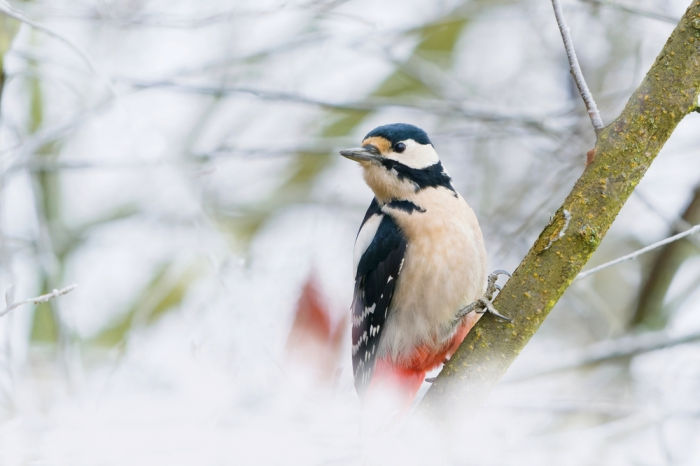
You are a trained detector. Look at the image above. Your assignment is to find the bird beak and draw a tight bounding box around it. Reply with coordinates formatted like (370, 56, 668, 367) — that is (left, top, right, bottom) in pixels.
(339, 145, 381, 164)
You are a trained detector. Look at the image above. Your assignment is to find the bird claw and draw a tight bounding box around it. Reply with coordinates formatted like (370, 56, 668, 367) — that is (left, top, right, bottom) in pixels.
(475, 298, 512, 322)
(455, 270, 512, 322)
(486, 270, 510, 299)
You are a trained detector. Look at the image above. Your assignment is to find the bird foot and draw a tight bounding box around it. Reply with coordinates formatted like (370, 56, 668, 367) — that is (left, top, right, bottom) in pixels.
(456, 270, 511, 322)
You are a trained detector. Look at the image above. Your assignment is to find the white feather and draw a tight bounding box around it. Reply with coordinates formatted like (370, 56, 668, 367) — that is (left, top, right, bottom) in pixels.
(376, 189, 487, 363)
(384, 139, 439, 169)
(353, 213, 383, 275)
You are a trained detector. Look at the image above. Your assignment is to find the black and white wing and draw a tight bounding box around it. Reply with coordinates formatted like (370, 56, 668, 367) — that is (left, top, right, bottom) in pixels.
(352, 198, 407, 397)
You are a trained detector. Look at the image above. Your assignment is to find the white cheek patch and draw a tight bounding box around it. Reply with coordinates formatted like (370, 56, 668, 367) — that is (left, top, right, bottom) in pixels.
(353, 213, 383, 274)
(384, 139, 439, 169)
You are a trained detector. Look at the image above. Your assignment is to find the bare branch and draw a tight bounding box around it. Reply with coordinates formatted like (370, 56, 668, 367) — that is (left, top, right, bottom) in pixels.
(0, 284, 77, 317)
(44, 1, 357, 30)
(511, 328, 700, 381)
(0, 1, 117, 97)
(633, 189, 700, 249)
(631, 187, 700, 328)
(551, 0, 605, 136)
(579, 0, 680, 24)
(575, 223, 700, 282)
(121, 78, 557, 131)
(0, 95, 117, 178)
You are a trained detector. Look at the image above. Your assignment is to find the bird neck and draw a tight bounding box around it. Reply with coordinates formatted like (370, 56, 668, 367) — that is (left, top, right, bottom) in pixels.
(362, 166, 419, 205)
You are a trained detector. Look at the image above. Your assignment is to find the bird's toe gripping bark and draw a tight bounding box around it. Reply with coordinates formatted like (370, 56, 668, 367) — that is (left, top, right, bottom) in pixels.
(456, 270, 511, 322)
(475, 297, 511, 322)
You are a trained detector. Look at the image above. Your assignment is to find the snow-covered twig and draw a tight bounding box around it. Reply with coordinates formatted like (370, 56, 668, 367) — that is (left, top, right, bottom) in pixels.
(0, 284, 77, 317)
(551, 0, 605, 136)
(575, 223, 700, 282)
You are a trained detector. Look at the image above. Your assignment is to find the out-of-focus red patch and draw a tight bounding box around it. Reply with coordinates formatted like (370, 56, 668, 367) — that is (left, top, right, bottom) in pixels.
(285, 274, 346, 384)
(366, 359, 426, 413)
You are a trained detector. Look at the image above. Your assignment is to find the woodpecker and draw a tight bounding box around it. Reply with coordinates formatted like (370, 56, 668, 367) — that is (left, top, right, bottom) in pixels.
(341, 123, 508, 407)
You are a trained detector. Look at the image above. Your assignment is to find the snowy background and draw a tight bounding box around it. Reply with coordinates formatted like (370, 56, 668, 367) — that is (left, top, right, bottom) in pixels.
(1, 0, 700, 464)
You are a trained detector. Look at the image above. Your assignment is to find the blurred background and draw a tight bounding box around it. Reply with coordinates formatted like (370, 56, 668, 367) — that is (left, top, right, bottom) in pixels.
(0, 0, 699, 464)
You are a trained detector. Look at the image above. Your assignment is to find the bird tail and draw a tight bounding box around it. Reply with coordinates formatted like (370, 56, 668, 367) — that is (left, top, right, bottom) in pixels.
(362, 312, 482, 414)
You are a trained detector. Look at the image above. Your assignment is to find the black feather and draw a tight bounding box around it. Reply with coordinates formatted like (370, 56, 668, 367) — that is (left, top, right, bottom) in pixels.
(380, 160, 456, 194)
(359, 198, 381, 228)
(386, 199, 425, 214)
(352, 201, 407, 398)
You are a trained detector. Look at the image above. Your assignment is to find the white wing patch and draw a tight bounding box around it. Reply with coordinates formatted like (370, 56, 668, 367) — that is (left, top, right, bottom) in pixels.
(353, 213, 383, 274)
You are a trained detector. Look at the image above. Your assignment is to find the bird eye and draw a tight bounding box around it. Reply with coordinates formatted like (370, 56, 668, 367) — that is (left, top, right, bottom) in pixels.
(394, 143, 406, 153)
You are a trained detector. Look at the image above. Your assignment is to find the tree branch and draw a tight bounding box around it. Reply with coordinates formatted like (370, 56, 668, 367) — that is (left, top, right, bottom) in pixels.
(419, 1, 700, 418)
(0, 2, 117, 96)
(579, 0, 680, 25)
(121, 77, 555, 130)
(510, 327, 700, 381)
(631, 186, 700, 328)
(551, 0, 605, 136)
(574, 222, 700, 282)
(0, 284, 77, 317)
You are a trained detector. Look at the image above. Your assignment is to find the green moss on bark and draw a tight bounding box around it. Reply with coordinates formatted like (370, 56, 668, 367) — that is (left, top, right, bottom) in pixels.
(420, 0, 700, 417)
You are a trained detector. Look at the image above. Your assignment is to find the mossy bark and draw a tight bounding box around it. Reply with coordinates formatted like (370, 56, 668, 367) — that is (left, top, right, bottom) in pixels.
(420, 1, 700, 417)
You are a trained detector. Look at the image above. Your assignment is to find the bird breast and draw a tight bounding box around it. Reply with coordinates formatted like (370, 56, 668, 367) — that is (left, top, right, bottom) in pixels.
(378, 188, 487, 364)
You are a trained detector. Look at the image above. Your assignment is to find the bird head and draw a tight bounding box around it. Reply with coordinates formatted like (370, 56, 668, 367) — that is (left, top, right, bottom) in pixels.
(340, 123, 452, 202)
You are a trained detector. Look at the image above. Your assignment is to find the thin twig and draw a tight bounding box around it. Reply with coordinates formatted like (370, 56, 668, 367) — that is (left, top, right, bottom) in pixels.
(0, 95, 117, 179)
(509, 327, 700, 381)
(121, 78, 554, 129)
(551, 0, 605, 136)
(0, 1, 117, 97)
(631, 187, 700, 328)
(575, 223, 700, 282)
(579, 0, 680, 24)
(633, 189, 700, 249)
(46, 1, 359, 30)
(0, 284, 77, 317)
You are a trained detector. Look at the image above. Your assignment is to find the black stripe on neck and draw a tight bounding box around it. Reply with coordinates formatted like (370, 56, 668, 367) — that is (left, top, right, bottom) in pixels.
(380, 160, 456, 195)
(386, 200, 425, 214)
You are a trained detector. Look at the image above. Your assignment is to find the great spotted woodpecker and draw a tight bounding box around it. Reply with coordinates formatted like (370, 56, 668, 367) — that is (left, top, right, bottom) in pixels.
(341, 123, 508, 408)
